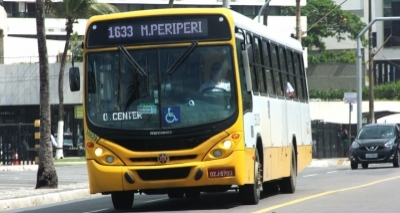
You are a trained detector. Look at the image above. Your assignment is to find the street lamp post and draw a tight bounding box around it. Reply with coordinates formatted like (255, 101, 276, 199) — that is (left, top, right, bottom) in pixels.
(356, 17, 400, 132)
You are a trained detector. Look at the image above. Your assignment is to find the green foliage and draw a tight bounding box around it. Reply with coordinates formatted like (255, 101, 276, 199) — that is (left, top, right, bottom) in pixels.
(69, 32, 83, 62)
(282, 0, 367, 52)
(308, 50, 356, 65)
(45, 0, 119, 20)
(309, 81, 400, 101)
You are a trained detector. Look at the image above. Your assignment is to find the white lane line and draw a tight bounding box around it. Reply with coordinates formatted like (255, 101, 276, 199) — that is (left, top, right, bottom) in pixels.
(302, 174, 317, 177)
(327, 171, 338, 174)
(144, 198, 168, 203)
(83, 208, 109, 213)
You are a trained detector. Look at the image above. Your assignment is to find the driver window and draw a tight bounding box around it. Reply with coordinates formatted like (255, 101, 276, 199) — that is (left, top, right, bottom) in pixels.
(99, 71, 112, 101)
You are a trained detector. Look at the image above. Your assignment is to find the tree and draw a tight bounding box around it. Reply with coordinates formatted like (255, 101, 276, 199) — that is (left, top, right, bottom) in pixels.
(282, 0, 367, 52)
(35, 0, 58, 189)
(68, 32, 83, 62)
(44, 0, 119, 159)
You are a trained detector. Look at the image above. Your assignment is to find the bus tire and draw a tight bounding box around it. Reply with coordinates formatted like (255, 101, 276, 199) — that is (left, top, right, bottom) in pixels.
(239, 149, 261, 205)
(111, 191, 134, 210)
(279, 147, 297, 194)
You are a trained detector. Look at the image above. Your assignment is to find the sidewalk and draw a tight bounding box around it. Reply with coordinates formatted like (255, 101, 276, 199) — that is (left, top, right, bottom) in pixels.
(0, 158, 349, 212)
(0, 161, 98, 212)
(308, 158, 350, 168)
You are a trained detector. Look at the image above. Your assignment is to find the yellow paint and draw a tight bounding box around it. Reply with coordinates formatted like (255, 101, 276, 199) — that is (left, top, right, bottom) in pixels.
(252, 176, 400, 213)
(263, 147, 290, 181)
(297, 145, 312, 173)
(34, 132, 40, 140)
(263, 145, 312, 182)
(34, 119, 40, 127)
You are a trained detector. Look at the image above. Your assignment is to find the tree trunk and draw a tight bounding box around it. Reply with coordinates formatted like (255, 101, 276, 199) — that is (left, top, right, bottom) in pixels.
(35, 0, 58, 189)
(168, 0, 174, 8)
(55, 18, 73, 159)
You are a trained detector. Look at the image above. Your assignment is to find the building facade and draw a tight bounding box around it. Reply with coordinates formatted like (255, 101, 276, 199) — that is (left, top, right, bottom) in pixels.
(324, 0, 400, 86)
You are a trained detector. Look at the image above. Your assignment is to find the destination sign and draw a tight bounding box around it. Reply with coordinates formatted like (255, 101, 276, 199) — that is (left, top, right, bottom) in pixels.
(86, 15, 231, 47)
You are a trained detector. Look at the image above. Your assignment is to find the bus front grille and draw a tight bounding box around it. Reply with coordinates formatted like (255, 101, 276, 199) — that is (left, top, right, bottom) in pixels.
(118, 136, 210, 151)
(130, 155, 197, 163)
(137, 167, 192, 180)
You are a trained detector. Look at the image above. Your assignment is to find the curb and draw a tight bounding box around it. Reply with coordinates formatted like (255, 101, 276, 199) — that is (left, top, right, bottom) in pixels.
(308, 158, 350, 168)
(0, 189, 99, 212)
(0, 162, 86, 172)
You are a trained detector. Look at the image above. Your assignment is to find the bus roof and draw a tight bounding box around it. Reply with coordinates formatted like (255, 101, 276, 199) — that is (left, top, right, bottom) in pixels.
(87, 7, 303, 52)
(228, 9, 303, 52)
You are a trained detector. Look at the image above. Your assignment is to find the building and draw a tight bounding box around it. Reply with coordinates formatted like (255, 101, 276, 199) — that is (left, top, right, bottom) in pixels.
(0, 0, 306, 155)
(322, 0, 400, 86)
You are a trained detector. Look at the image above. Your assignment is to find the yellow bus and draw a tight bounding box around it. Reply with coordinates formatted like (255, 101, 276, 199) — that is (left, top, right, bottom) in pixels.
(69, 7, 312, 210)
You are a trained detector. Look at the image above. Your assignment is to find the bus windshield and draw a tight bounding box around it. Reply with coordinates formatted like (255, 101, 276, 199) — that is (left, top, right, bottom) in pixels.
(86, 45, 236, 130)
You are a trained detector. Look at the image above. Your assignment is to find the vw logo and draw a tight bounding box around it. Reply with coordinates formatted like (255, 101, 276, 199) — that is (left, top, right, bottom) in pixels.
(158, 153, 168, 164)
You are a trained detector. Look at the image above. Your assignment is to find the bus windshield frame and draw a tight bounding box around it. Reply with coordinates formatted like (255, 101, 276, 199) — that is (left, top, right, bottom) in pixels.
(85, 44, 237, 130)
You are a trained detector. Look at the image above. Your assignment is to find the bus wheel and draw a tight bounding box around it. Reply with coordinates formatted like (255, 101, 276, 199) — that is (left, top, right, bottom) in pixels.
(111, 191, 134, 210)
(279, 148, 297, 194)
(239, 149, 261, 205)
(168, 191, 184, 198)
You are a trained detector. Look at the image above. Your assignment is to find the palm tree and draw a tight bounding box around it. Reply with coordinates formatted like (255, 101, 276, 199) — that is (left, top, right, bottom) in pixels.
(44, 0, 119, 159)
(69, 32, 83, 62)
(35, 0, 58, 189)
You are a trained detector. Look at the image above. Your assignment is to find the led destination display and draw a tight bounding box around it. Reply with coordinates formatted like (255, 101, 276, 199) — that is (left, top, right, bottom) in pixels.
(87, 15, 231, 47)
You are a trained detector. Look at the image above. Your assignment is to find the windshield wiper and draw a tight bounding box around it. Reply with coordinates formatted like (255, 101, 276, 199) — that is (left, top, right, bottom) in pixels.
(166, 41, 198, 74)
(118, 45, 147, 77)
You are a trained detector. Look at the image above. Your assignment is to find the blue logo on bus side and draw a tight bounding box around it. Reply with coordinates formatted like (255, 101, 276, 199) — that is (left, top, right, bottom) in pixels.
(162, 106, 180, 125)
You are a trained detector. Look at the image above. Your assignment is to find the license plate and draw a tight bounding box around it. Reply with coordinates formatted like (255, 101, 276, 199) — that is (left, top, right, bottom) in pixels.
(366, 153, 378, 158)
(208, 168, 235, 178)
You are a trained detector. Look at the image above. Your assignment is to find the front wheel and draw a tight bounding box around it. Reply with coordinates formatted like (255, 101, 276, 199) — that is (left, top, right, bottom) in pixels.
(239, 149, 261, 205)
(111, 191, 134, 210)
(361, 162, 369, 169)
(351, 162, 358, 170)
(393, 148, 400, 168)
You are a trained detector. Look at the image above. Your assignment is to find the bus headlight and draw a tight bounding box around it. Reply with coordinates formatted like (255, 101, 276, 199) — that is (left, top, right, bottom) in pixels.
(223, 140, 232, 149)
(106, 156, 114, 163)
(95, 148, 103, 156)
(213, 149, 222, 158)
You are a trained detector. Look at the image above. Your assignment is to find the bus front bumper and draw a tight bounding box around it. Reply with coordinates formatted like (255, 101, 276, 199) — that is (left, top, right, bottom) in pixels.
(87, 149, 255, 194)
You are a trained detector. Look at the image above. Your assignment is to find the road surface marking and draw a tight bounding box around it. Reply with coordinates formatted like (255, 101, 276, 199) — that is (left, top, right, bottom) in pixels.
(83, 208, 109, 213)
(302, 174, 317, 177)
(252, 175, 400, 213)
(145, 198, 168, 203)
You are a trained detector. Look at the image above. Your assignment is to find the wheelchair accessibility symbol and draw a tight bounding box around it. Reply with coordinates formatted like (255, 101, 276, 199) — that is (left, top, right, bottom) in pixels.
(162, 106, 180, 125)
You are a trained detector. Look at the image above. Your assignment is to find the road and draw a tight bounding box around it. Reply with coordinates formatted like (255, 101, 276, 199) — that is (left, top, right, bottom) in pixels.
(4, 163, 400, 213)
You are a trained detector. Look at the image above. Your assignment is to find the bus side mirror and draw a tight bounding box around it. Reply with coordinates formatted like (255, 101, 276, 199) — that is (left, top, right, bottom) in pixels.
(69, 67, 80, 91)
(241, 49, 252, 93)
